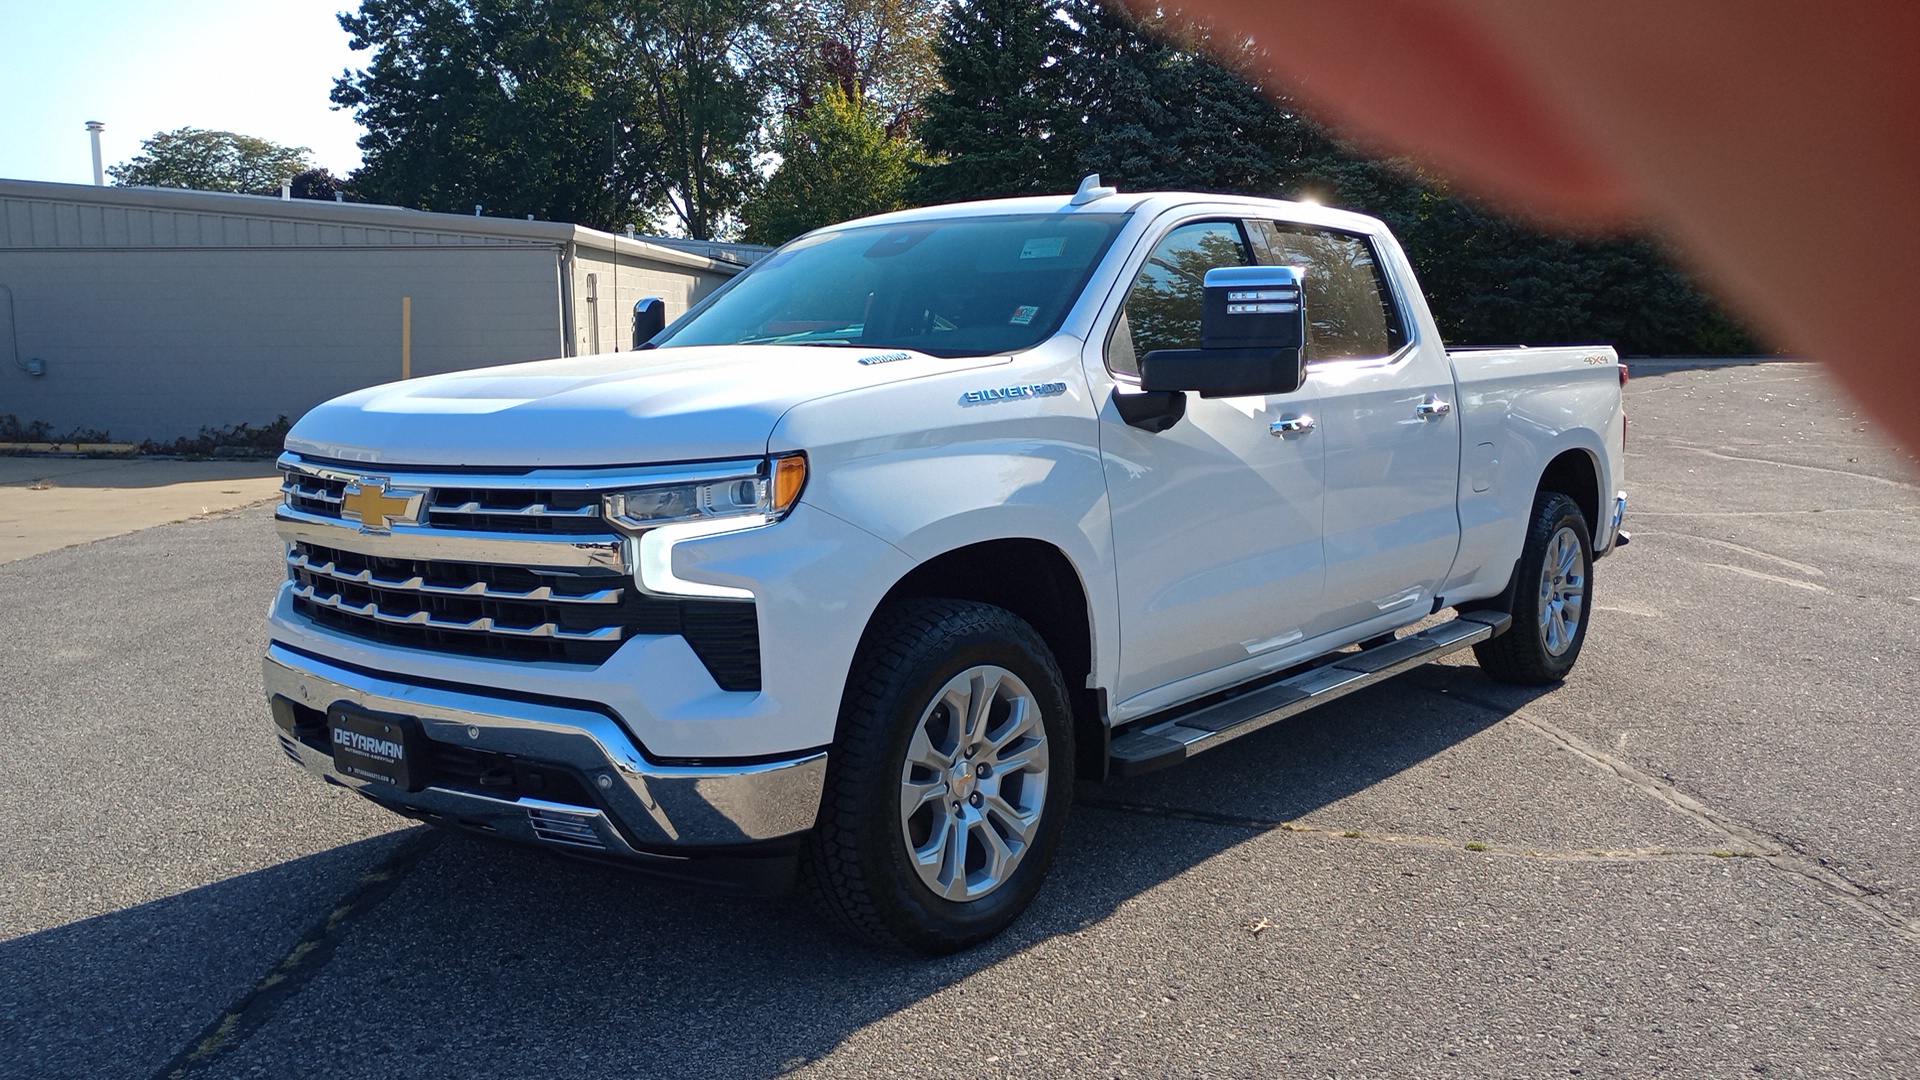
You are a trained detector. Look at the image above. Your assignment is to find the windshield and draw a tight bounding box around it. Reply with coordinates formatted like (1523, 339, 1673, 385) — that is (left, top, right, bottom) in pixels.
(656, 213, 1128, 357)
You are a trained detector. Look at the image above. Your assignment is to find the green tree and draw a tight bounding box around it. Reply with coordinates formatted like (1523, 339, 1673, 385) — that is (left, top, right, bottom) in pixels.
(740, 87, 920, 244)
(911, 0, 1080, 204)
(1057, 1, 1326, 194)
(761, 0, 947, 130)
(334, 0, 642, 227)
(610, 0, 769, 239)
(108, 128, 312, 194)
(334, 0, 768, 237)
(932, 1, 1757, 355)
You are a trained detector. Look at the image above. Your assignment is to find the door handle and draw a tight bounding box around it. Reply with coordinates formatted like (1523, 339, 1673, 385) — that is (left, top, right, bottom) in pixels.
(1271, 414, 1316, 436)
(1415, 396, 1452, 418)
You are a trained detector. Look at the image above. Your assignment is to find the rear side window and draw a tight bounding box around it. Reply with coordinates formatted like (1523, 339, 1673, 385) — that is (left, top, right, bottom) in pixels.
(1107, 220, 1252, 377)
(1248, 222, 1407, 361)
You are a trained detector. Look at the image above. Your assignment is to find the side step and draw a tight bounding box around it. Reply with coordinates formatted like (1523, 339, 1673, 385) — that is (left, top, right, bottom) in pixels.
(1107, 611, 1511, 778)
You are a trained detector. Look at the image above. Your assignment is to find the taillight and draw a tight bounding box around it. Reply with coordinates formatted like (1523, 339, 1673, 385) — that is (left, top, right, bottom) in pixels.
(1619, 363, 1629, 387)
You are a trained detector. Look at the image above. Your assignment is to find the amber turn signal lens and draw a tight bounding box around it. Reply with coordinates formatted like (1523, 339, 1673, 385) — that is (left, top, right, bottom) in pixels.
(771, 454, 808, 514)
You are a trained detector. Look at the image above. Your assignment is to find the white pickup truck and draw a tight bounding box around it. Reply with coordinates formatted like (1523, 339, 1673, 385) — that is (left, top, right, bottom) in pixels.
(265, 179, 1627, 952)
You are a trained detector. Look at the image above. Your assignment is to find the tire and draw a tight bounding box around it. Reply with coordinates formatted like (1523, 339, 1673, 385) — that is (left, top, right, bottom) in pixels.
(802, 598, 1075, 954)
(1473, 491, 1594, 685)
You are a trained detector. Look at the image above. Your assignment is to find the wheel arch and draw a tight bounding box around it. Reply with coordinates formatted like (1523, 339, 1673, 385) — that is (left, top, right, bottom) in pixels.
(864, 537, 1106, 781)
(1537, 446, 1602, 531)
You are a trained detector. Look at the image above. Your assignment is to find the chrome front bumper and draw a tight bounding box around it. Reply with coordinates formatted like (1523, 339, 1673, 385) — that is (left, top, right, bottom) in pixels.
(264, 644, 827, 861)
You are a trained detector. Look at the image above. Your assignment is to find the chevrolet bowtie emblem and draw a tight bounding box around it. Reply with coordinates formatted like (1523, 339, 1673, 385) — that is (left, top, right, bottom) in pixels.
(340, 478, 425, 533)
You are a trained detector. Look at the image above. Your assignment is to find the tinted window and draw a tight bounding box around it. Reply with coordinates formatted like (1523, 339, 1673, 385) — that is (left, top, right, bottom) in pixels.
(657, 214, 1126, 358)
(1107, 220, 1251, 377)
(1249, 222, 1407, 360)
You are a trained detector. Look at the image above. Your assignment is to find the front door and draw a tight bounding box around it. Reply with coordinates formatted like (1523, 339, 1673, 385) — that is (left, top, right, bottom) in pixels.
(1093, 218, 1328, 713)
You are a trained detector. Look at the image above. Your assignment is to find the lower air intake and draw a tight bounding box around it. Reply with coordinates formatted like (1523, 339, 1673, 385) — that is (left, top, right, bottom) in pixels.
(528, 807, 607, 850)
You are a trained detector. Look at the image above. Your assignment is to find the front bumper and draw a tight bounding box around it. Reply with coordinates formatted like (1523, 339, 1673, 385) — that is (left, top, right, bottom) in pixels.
(265, 644, 827, 869)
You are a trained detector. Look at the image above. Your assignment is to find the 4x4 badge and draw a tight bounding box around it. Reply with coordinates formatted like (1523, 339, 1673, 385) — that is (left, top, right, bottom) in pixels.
(340, 478, 425, 533)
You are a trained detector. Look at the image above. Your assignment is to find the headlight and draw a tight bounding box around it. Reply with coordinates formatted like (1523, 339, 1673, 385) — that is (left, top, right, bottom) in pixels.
(602, 453, 807, 529)
(602, 454, 807, 600)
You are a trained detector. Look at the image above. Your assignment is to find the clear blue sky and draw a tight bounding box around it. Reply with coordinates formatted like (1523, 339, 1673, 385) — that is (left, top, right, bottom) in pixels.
(0, 1, 368, 184)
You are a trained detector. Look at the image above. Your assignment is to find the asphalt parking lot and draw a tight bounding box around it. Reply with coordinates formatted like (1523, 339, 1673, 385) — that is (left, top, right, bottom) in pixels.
(3, 359, 1917, 1079)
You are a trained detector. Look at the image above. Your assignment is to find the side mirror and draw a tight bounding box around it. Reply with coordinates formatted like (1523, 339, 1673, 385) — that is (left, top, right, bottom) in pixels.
(1139, 266, 1306, 398)
(631, 297, 666, 348)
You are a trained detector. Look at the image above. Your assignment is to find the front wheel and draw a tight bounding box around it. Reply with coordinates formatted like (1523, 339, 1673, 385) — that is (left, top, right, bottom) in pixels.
(1474, 491, 1594, 685)
(802, 599, 1075, 954)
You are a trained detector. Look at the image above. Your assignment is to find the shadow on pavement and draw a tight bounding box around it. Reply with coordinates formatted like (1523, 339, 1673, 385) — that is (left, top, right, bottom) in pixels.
(1, 673, 1550, 1080)
(0, 833, 413, 1080)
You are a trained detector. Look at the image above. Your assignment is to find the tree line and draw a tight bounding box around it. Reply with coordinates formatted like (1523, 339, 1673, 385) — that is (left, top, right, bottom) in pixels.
(107, 0, 1754, 354)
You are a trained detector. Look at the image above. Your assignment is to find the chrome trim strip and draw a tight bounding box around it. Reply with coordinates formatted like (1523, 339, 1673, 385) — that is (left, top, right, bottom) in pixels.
(282, 481, 344, 505)
(286, 550, 624, 605)
(279, 451, 765, 494)
(430, 500, 599, 518)
(292, 584, 624, 641)
(264, 644, 826, 846)
(276, 505, 628, 572)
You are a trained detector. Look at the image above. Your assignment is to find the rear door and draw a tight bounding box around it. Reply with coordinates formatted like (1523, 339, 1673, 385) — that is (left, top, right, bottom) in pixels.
(1247, 220, 1461, 631)
(1091, 217, 1328, 709)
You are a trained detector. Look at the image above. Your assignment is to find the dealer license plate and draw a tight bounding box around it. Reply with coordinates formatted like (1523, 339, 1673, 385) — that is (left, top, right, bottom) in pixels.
(328, 705, 420, 790)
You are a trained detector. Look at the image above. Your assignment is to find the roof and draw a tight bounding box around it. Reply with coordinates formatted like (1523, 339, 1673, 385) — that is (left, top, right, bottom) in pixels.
(826, 189, 1389, 238)
(0, 177, 770, 273)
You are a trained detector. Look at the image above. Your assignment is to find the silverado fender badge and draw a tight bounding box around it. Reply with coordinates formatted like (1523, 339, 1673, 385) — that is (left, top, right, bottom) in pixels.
(340, 478, 427, 533)
(961, 382, 1069, 406)
(857, 351, 913, 366)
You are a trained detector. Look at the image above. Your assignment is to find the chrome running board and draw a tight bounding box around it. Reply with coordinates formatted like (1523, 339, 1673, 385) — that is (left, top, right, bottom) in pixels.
(1107, 611, 1511, 777)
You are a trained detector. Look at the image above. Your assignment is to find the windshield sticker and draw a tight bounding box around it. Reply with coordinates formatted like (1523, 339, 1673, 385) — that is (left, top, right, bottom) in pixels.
(961, 382, 1069, 406)
(857, 351, 913, 366)
(1009, 305, 1040, 325)
(1019, 236, 1067, 259)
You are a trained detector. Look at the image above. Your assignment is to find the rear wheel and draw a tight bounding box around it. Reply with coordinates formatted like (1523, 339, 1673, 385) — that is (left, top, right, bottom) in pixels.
(802, 599, 1074, 954)
(1474, 491, 1593, 685)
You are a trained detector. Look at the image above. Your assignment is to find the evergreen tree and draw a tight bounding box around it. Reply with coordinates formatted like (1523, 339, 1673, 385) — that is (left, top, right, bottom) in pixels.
(911, 0, 1079, 203)
(740, 88, 921, 244)
(1058, 1, 1330, 194)
(923, 1, 1757, 355)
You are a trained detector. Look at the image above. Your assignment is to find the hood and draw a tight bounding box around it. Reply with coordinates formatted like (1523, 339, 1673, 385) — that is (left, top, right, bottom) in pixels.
(285, 345, 1008, 467)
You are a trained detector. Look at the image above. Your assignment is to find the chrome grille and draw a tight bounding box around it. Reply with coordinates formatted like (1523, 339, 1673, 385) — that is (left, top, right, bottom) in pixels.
(280, 472, 607, 534)
(276, 453, 764, 688)
(288, 549, 625, 605)
(283, 474, 347, 516)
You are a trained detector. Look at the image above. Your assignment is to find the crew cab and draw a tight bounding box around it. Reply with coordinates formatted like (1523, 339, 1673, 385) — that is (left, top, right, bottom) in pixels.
(264, 179, 1627, 952)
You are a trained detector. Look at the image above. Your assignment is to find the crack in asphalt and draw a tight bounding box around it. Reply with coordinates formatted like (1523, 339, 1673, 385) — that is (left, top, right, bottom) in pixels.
(1076, 795, 1774, 863)
(1084, 681, 1918, 948)
(1438, 687, 1920, 947)
(1657, 442, 1920, 490)
(148, 828, 445, 1080)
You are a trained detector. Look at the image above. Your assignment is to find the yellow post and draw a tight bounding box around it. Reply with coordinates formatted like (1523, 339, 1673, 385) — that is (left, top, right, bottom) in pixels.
(402, 296, 413, 379)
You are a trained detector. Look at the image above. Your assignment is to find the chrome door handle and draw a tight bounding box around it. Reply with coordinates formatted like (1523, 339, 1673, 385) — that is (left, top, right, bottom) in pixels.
(1415, 396, 1452, 418)
(1271, 414, 1316, 436)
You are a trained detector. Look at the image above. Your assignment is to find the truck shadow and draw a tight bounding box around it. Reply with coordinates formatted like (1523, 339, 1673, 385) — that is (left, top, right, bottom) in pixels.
(0, 665, 1550, 1080)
